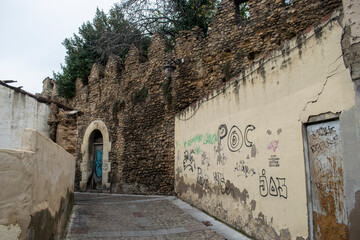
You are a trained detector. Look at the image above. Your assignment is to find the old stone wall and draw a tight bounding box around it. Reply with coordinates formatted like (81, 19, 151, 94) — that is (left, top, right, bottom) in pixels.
(58, 0, 343, 195)
(175, 10, 358, 240)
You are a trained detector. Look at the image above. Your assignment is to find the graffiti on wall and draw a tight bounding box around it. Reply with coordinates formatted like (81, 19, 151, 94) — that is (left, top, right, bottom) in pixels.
(267, 140, 279, 152)
(259, 169, 288, 199)
(184, 133, 218, 148)
(309, 126, 338, 154)
(234, 160, 256, 177)
(228, 126, 244, 152)
(217, 124, 256, 152)
(197, 167, 210, 187)
(213, 172, 233, 195)
(180, 123, 259, 192)
(244, 125, 256, 147)
(201, 151, 210, 169)
(176, 166, 183, 175)
(268, 155, 280, 167)
(194, 146, 201, 155)
(180, 124, 289, 202)
(183, 150, 195, 172)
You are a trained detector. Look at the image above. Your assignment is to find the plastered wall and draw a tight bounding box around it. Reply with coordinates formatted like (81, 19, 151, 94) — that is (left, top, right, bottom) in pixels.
(0, 85, 51, 149)
(175, 11, 356, 240)
(0, 129, 75, 240)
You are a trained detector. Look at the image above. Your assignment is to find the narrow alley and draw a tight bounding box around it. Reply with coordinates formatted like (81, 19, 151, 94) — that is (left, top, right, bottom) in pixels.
(66, 193, 252, 240)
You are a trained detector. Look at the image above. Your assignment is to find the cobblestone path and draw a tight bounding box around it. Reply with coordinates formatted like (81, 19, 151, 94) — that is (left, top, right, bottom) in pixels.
(66, 193, 252, 240)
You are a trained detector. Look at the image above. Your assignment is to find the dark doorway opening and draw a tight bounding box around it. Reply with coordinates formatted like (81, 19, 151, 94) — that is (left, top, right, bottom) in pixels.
(88, 130, 103, 190)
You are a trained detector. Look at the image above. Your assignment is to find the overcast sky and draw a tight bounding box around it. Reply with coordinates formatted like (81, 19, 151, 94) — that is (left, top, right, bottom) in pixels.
(0, 0, 118, 94)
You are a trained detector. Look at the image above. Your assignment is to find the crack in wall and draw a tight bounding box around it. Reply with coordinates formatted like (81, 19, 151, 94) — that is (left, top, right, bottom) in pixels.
(300, 54, 346, 116)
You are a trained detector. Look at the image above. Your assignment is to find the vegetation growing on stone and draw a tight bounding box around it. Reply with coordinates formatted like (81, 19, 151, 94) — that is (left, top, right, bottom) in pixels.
(131, 87, 149, 104)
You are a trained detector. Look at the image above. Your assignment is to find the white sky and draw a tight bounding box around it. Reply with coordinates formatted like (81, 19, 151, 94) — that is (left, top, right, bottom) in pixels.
(0, 0, 119, 94)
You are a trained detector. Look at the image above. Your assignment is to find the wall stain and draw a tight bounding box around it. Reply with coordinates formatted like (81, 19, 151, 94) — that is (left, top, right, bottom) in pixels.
(349, 190, 360, 240)
(313, 212, 348, 240)
(311, 157, 348, 240)
(176, 174, 306, 240)
(251, 144, 257, 158)
(26, 189, 73, 240)
(250, 200, 256, 211)
(279, 228, 291, 240)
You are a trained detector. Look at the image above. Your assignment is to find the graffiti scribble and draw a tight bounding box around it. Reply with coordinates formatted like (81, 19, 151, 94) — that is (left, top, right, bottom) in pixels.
(183, 150, 195, 172)
(259, 169, 288, 199)
(228, 126, 243, 152)
(267, 140, 279, 152)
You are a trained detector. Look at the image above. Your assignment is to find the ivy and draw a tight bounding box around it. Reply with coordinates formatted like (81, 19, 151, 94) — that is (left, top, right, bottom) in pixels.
(131, 87, 148, 104)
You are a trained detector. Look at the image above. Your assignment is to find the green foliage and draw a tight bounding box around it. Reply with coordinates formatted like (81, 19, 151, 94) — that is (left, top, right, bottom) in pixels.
(238, 2, 250, 20)
(54, 6, 150, 98)
(171, 0, 219, 34)
(131, 87, 148, 104)
(121, 0, 220, 39)
(53, 70, 76, 99)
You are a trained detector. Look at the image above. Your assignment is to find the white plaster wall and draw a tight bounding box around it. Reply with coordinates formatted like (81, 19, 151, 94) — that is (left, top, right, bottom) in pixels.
(0, 129, 75, 240)
(175, 12, 355, 240)
(0, 86, 51, 149)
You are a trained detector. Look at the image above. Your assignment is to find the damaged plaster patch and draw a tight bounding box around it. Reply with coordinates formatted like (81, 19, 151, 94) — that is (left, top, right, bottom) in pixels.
(250, 200, 256, 211)
(0, 224, 21, 240)
(349, 191, 360, 239)
(300, 54, 346, 116)
(280, 228, 292, 240)
(176, 175, 304, 240)
(267, 130, 272, 135)
(251, 144, 257, 158)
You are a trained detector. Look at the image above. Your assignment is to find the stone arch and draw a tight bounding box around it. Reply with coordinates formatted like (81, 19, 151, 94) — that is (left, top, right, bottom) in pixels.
(80, 120, 111, 191)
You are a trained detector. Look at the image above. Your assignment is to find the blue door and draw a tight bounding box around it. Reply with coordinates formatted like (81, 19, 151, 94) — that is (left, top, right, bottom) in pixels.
(93, 144, 103, 189)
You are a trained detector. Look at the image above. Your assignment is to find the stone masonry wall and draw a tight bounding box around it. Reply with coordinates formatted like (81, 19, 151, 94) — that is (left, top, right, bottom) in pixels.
(59, 0, 342, 194)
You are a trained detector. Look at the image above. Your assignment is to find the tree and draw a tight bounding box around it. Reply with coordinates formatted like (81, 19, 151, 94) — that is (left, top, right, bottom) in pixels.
(54, 0, 223, 98)
(120, 0, 219, 37)
(54, 6, 150, 98)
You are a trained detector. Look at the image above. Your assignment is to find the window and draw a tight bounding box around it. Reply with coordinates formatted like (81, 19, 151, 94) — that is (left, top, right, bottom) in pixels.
(284, 0, 291, 6)
(234, 0, 249, 20)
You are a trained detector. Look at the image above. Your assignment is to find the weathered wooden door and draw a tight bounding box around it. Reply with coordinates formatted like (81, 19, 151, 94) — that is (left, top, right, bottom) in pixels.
(306, 120, 348, 240)
(93, 144, 103, 189)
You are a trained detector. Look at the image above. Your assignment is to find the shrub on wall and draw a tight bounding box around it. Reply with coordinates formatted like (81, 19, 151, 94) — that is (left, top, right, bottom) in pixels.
(131, 87, 148, 104)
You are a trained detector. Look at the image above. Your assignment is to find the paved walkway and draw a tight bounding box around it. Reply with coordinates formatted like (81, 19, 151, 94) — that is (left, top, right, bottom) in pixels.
(66, 192, 252, 240)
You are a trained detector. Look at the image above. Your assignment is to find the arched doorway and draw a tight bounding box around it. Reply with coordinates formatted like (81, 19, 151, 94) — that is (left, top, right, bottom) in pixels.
(80, 120, 111, 192)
